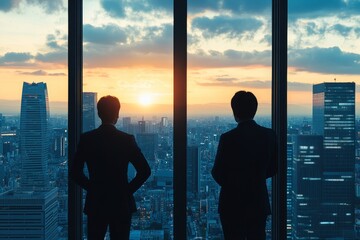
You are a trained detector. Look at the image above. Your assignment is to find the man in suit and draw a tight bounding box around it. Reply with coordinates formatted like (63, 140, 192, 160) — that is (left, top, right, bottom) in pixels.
(71, 95, 151, 240)
(211, 91, 277, 240)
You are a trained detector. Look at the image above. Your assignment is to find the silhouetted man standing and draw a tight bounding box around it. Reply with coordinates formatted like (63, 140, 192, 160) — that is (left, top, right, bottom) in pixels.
(71, 96, 151, 240)
(211, 91, 277, 240)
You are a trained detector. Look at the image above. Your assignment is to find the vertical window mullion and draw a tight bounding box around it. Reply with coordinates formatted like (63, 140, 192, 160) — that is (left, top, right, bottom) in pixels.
(68, 0, 83, 239)
(174, 1, 187, 239)
(272, 0, 288, 239)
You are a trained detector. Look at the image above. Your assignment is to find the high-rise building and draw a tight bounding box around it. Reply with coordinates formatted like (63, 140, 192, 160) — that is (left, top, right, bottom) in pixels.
(136, 133, 158, 162)
(287, 140, 294, 239)
(83, 92, 97, 133)
(292, 135, 323, 239)
(313, 82, 355, 239)
(187, 145, 200, 197)
(0, 188, 59, 239)
(0, 113, 3, 130)
(51, 128, 67, 158)
(138, 119, 146, 134)
(123, 117, 132, 133)
(20, 82, 49, 190)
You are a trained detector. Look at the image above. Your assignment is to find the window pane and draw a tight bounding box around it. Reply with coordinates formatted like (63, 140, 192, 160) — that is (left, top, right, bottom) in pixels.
(288, 1, 359, 239)
(0, 1, 68, 239)
(83, 1, 173, 239)
(187, 1, 272, 239)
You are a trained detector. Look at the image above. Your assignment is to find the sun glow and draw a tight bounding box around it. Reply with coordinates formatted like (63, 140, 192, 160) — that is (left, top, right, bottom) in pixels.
(138, 94, 154, 106)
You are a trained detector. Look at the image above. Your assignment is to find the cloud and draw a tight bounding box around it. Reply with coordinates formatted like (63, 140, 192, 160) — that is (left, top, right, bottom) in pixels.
(0, 0, 64, 13)
(289, 0, 360, 19)
(288, 81, 312, 91)
(33, 32, 67, 64)
(100, 0, 170, 17)
(188, 49, 271, 68)
(83, 23, 173, 68)
(0, 0, 20, 12)
(0, 52, 34, 65)
(192, 16, 263, 38)
(198, 76, 313, 92)
(84, 24, 127, 45)
(215, 76, 239, 82)
(46, 34, 65, 50)
(141, 0, 172, 12)
(100, 0, 125, 18)
(188, 1, 221, 13)
(329, 24, 353, 37)
(222, 0, 271, 14)
(35, 51, 67, 64)
(289, 47, 360, 74)
(26, 0, 64, 14)
(17, 69, 66, 76)
(197, 79, 271, 88)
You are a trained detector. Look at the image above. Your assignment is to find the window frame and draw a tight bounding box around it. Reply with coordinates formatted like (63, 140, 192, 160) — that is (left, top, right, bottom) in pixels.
(67, 0, 288, 239)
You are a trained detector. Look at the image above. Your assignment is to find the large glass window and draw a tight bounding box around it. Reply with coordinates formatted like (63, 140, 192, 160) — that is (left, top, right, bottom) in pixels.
(83, 0, 173, 239)
(0, 1, 68, 239)
(187, 1, 272, 239)
(287, 1, 360, 239)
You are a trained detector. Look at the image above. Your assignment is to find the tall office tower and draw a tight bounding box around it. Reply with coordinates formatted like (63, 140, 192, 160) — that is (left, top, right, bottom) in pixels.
(138, 118, 146, 133)
(83, 92, 97, 133)
(0, 114, 3, 156)
(286, 140, 294, 239)
(123, 117, 132, 133)
(136, 133, 158, 162)
(0, 188, 59, 239)
(51, 128, 67, 158)
(20, 82, 49, 190)
(160, 117, 168, 128)
(159, 117, 168, 134)
(292, 135, 323, 239)
(187, 145, 200, 197)
(0, 135, 3, 157)
(313, 82, 356, 239)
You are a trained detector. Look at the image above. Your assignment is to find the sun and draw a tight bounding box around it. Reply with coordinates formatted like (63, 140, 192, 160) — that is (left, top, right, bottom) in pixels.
(138, 94, 153, 106)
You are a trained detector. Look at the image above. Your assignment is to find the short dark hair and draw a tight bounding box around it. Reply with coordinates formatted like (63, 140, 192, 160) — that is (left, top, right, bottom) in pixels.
(231, 91, 258, 121)
(97, 95, 120, 122)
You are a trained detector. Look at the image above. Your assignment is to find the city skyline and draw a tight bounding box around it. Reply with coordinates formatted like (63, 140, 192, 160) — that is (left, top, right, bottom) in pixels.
(0, 80, 360, 239)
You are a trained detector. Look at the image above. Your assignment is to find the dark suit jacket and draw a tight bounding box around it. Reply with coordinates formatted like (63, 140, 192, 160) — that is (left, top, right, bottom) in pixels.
(70, 124, 151, 218)
(211, 120, 277, 218)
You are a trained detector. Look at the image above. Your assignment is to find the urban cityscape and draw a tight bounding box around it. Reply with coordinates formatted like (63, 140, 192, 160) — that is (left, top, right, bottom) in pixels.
(0, 81, 359, 239)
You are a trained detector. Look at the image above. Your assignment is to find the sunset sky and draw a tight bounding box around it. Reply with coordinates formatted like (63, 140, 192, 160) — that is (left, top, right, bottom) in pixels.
(0, 0, 360, 117)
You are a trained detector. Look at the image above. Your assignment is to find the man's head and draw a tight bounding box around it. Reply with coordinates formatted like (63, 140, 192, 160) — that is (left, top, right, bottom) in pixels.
(231, 91, 258, 122)
(97, 95, 120, 124)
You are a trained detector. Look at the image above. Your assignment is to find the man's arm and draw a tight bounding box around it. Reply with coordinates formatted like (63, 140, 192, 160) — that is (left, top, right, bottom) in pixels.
(69, 136, 91, 191)
(211, 135, 226, 186)
(128, 136, 151, 194)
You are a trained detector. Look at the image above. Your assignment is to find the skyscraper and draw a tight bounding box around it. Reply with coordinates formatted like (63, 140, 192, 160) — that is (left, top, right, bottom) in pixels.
(287, 140, 294, 239)
(0, 188, 59, 239)
(83, 92, 97, 133)
(20, 82, 49, 190)
(136, 133, 158, 162)
(292, 135, 323, 239)
(313, 82, 355, 239)
(187, 145, 200, 197)
(123, 117, 132, 133)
